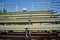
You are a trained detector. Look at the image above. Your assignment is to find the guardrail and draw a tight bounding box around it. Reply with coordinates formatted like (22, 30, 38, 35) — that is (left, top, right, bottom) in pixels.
(0, 14, 59, 16)
(0, 18, 60, 23)
(0, 24, 60, 30)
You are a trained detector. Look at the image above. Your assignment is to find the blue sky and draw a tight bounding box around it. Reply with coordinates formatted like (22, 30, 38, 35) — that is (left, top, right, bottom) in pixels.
(0, 0, 53, 4)
(0, 0, 60, 13)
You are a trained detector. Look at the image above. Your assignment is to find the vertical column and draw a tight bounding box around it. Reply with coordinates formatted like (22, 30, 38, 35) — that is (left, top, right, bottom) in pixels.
(28, 14, 32, 25)
(25, 28, 28, 40)
(25, 28, 31, 40)
(16, 5, 18, 12)
(29, 30, 32, 40)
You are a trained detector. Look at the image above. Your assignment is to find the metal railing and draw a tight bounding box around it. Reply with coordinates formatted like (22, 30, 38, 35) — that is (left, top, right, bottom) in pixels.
(0, 24, 60, 30)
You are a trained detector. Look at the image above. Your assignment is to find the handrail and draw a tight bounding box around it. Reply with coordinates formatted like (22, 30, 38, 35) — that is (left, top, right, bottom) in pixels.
(0, 24, 60, 30)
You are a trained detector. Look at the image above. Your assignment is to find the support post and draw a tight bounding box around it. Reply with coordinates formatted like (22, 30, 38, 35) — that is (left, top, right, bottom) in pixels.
(25, 28, 31, 40)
